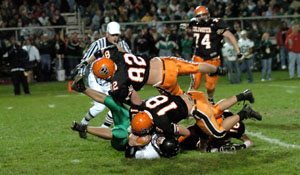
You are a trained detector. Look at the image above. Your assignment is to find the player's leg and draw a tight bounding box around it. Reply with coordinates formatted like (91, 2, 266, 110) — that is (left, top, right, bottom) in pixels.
(189, 55, 203, 90)
(204, 58, 221, 104)
(81, 72, 113, 126)
(216, 89, 255, 111)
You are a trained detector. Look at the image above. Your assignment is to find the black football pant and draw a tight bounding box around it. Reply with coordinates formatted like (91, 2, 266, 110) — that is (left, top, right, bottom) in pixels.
(11, 71, 30, 95)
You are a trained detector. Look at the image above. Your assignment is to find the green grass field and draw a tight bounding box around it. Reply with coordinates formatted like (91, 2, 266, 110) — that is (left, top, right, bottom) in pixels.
(1, 71, 300, 175)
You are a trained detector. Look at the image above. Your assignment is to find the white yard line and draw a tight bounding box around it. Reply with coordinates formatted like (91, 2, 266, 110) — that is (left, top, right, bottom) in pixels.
(246, 131, 300, 149)
(268, 84, 299, 89)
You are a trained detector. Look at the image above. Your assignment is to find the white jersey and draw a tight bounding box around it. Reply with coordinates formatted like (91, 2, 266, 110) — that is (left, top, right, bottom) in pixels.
(238, 38, 254, 59)
(222, 42, 236, 61)
(82, 37, 131, 86)
(135, 134, 161, 159)
(22, 45, 40, 62)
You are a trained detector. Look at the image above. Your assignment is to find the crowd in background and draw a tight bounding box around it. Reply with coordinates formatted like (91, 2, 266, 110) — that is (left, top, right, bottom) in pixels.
(1, 0, 300, 83)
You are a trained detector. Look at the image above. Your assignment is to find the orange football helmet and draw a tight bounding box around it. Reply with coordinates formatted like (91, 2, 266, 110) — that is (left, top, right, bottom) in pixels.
(92, 57, 116, 80)
(194, 6, 209, 16)
(194, 6, 209, 21)
(131, 111, 153, 135)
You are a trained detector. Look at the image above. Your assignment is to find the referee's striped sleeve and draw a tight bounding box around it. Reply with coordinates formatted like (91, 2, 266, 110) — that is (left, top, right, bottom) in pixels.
(82, 38, 107, 61)
(120, 40, 132, 53)
(82, 41, 97, 61)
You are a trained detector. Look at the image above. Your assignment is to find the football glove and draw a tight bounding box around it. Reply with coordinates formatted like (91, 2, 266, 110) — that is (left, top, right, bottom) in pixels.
(71, 61, 88, 76)
(209, 66, 227, 76)
(236, 53, 245, 61)
(179, 23, 188, 30)
(71, 75, 86, 92)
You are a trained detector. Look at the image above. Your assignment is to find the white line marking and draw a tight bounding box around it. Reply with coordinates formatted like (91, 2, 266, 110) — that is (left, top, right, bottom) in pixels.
(268, 84, 299, 89)
(48, 104, 55, 108)
(246, 131, 300, 149)
(55, 95, 70, 97)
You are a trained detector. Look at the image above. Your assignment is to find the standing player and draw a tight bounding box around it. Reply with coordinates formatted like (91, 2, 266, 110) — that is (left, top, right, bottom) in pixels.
(238, 30, 254, 83)
(75, 21, 131, 139)
(222, 38, 241, 84)
(184, 6, 241, 104)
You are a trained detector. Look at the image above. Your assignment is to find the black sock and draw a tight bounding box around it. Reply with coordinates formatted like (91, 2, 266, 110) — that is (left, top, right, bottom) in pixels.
(236, 93, 244, 102)
(238, 110, 246, 121)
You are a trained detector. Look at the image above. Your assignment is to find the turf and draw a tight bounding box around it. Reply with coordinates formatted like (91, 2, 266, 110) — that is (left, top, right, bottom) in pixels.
(0, 71, 299, 175)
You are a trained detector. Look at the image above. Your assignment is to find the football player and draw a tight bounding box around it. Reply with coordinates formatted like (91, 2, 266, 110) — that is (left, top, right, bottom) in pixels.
(70, 74, 132, 151)
(238, 30, 255, 83)
(130, 89, 261, 143)
(73, 21, 131, 139)
(89, 46, 226, 105)
(125, 132, 180, 159)
(182, 6, 242, 104)
(179, 112, 253, 152)
(125, 111, 181, 159)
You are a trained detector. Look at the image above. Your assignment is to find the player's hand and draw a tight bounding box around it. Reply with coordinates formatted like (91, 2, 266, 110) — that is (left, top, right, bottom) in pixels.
(209, 66, 227, 76)
(179, 23, 188, 30)
(71, 61, 88, 76)
(71, 75, 86, 92)
(236, 53, 245, 61)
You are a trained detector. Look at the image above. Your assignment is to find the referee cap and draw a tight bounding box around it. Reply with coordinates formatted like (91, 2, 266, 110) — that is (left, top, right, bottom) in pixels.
(107, 21, 121, 35)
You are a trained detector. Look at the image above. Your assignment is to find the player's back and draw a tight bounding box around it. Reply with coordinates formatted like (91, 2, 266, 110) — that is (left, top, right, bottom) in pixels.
(144, 93, 188, 124)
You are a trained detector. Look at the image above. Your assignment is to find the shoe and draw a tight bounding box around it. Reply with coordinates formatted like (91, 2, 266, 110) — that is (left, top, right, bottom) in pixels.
(242, 89, 255, 103)
(208, 98, 215, 105)
(282, 65, 287, 70)
(261, 79, 265, 82)
(240, 104, 262, 121)
(71, 121, 87, 139)
(268, 78, 272, 81)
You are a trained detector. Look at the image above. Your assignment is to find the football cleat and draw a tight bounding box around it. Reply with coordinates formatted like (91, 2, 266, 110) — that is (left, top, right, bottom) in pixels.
(240, 104, 262, 121)
(242, 89, 254, 103)
(71, 121, 87, 139)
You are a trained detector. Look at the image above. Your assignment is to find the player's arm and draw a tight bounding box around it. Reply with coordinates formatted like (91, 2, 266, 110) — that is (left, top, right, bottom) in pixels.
(198, 63, 226, 76)
(223, 30, 240, 54)
(128, 133, 151, 147)
(84, 88, 106, 104)
(177, 124, 190, 136)
(71, 75, 106, 103)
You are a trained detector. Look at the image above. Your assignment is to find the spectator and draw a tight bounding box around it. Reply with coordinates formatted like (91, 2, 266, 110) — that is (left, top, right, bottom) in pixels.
(91, 10, 102, 31)
(7, 38, 30, 95)
(65, 32, 83, 78)
(285, 24, 300, 79)
(222, 39, 241, 84)
(141, 12, 153, 23)
(53, 33, 65, 71)
(42, 21, 56, 40)
(158, 8, 170, 21)
(29, 17, 42, 36)
(155, 25, 178, 56)
(238, 30, 254, 83)
(38, 12, 49, 26)
(180, 33, 193, 61)
(38, 33, 53, 81)
(276, 21, 289, 70)
(22, 38, 40, 83)
(260, 32, 273, 81)
(134, 27, 151, 57)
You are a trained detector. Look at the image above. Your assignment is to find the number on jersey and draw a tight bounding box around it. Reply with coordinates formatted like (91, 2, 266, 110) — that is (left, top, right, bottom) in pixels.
(194, 33, 211, 49)
(145, 95, 178, 116)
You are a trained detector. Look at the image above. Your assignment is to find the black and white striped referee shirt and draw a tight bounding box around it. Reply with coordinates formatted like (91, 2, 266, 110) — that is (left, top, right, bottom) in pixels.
(82, 37, 131, 61)
(82, 37, 131, 86)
